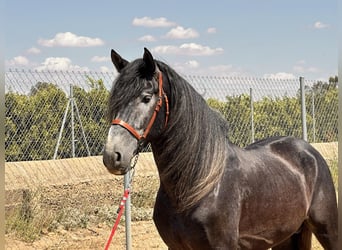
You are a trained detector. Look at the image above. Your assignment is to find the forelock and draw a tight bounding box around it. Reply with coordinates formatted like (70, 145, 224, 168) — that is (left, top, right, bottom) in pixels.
(107, 59, 158, 120)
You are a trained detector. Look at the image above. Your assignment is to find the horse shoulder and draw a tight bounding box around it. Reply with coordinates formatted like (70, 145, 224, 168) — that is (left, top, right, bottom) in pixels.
(191, 149, 245, 248)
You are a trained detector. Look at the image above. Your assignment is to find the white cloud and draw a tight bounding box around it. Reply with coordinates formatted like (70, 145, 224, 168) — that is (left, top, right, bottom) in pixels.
(172, 60, 200, 72)
(27, 47, 41, 54)
(180, 43, 223, 55)
(164, 26, 199, 39)
(208, 64, 247, 77)
(6, 56, 30, 66)
(293, 60, 319, 74)
(91, 56, 110, 62)
(263, 72, 296, 79)
(35, 57, 89, 71)
(207, 27, 217, 34)
(152, 45, 179, 55)
(185, 60, 200, 69)
(38, 32, 104, 47)
(152, 43, 223, 56)
(99, 66, 111, 72)
(293, 65, 319, 73)
(208, 64, 234, 73)
(138, 35, 157, 42)
(313, 21, 329, 29)
(132, 17, 176, 28)
(171, 60, 249, 77)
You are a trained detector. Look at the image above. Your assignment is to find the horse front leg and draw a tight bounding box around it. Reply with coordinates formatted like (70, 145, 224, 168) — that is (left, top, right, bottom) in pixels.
(204, 221, 240, 249)
(194, 180, 243, 249)
(198, 205, 241, 249)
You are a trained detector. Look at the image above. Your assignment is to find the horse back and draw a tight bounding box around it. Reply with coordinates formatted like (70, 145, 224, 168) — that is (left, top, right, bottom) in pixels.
(246, 136, 333, 182)
(243, 136, 334, 203)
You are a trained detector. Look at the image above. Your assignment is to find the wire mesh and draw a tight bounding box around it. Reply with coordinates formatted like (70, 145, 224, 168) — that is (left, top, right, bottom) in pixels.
(5, 69, 337, 249)
(5, 69, 337, 161)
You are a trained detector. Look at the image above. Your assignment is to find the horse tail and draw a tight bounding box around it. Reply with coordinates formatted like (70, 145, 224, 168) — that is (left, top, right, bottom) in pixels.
(298, 223, 312, 250)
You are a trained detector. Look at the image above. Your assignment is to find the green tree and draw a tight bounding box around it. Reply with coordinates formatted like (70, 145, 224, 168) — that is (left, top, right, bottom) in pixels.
(305, 78, 338, 142)
(208, 94, 251, 147)
(5, 75, 337, 161)
(206, 76, 337, 146)
(5, 83, 67, 161)
(72, 77, 109, 157)
(5, 92, 31, 161)
(254, 96, 302, 140)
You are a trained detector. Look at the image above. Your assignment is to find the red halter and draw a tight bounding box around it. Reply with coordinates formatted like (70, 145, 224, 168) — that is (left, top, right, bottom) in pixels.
(111, 71, 169, 142)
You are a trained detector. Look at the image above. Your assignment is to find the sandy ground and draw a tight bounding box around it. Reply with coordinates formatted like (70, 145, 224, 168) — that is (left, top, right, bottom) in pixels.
(5, 220, 167, 250)
(5, 221, 323, 250)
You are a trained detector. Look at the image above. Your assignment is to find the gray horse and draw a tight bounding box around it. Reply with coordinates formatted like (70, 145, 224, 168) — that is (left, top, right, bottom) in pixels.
(103, 48, 338, 250)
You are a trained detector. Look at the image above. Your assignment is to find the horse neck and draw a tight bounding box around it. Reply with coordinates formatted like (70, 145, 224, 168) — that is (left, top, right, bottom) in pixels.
(150, 79, 229, 212)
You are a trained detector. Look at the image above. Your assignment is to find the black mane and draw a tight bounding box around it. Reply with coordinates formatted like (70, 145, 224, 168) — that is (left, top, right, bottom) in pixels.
(152, 61, 229, 211)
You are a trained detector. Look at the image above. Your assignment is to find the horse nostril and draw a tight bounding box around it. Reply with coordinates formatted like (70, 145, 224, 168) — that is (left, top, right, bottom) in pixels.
(115, 152, 121, 161)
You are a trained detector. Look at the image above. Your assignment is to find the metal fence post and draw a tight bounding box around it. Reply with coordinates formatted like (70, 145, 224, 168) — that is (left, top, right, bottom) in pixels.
(124, 172, 132, 250)
(70, 84, 75, 157)
(53, 100, 70, 159)
(312, 89, 316, 142)
(250, 87, 255, 143)
(299, 77, 308, 141)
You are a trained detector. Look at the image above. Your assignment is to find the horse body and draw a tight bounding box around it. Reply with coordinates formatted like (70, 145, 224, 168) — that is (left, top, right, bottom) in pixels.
(103, 48, 338, 249)
(153, 136, 337, 249)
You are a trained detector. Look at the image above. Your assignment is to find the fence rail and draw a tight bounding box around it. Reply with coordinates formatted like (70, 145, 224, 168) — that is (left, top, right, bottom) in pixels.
(5, 69, 338, 162)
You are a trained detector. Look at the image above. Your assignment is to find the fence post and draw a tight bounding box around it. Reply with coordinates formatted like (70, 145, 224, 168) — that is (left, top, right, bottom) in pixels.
(250, 87, 255, 143)
(70, 84, 75, 157)
(312, 89, 315, 142)
(299, 77, 308, 141)
(124, 172, 132, 250)
(53, 100, 70, 159)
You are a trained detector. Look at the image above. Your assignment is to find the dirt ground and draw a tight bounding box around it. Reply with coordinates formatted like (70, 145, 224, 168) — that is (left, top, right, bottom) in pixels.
(5, 220, 167, 250)
(5, 221, 323, 250)
(5, 154, 166, 250)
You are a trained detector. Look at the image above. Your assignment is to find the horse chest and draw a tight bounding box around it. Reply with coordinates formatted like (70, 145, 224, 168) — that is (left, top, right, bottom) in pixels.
(153, 190, 211, 249)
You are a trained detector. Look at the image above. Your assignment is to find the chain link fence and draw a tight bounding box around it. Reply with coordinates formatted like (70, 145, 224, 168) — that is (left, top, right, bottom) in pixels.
(5, 69, 338, 162)
(5, 69, 338, 249)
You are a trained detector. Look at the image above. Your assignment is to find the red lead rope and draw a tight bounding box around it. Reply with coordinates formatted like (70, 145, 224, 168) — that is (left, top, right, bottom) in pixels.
(104, 188, 130, 250)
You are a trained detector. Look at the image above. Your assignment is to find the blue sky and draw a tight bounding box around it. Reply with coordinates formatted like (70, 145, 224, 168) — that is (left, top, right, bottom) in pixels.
(5, 0, 337, 80)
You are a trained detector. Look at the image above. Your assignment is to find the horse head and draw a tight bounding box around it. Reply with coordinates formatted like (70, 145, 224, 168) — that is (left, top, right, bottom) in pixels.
(103, 48, 169, 175)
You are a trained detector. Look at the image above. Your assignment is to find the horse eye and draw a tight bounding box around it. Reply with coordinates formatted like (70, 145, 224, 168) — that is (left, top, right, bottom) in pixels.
(142, 95, 152, 103)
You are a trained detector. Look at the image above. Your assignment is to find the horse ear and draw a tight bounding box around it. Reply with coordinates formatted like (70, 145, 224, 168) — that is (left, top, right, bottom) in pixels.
(143, 47, 156, 75)
(111, 49, 129, 73)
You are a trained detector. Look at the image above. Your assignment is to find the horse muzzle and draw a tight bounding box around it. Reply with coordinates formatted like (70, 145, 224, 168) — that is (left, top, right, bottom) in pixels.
(103, 147, 131, 175)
